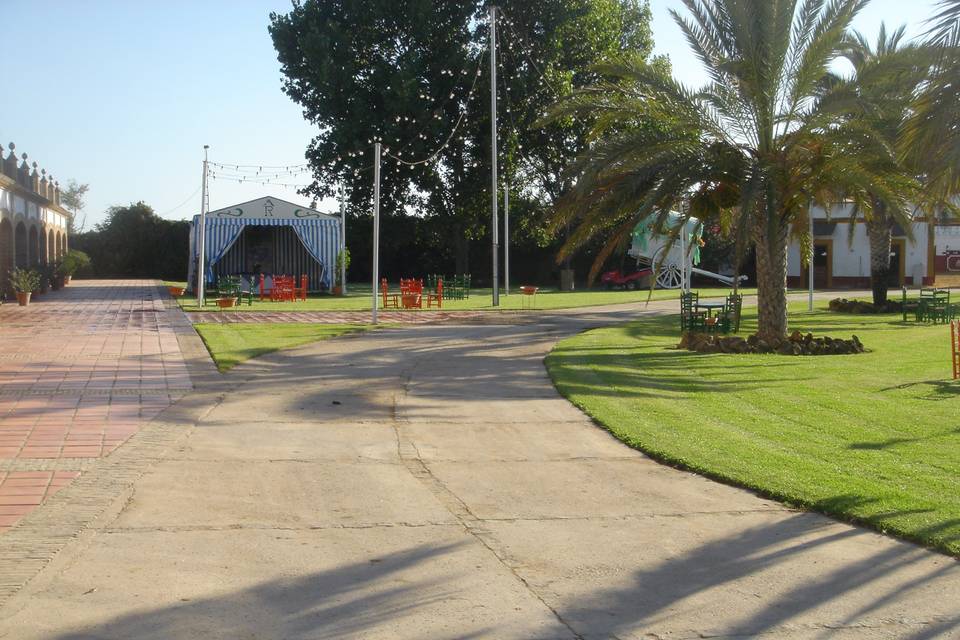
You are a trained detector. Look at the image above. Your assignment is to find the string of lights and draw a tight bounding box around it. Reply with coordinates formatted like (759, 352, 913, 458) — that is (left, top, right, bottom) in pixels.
(379, 49, 487, 169)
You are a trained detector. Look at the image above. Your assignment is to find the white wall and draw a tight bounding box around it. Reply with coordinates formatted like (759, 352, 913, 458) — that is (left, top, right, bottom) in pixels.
(788, 204, 928, 282)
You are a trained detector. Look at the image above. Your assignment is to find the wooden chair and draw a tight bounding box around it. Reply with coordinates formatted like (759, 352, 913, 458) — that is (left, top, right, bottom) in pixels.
(400, 278, 423, 309)
(680, 291, 707, 332)
(720, 293, 742, 333)
(427, 277, 443, 308)
(293, 275, 308, 301)
(381, 278, 399, 308)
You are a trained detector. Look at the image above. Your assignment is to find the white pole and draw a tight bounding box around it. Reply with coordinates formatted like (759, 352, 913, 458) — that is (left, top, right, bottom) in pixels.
(680, 223, 686, 292)
(340, 185, 347, 296)
(489, 5, 499, 307)
(808, 213, 814, 311)
(371, 143, 381, 325)
(197, 145, 209, 307)
(504, 181, 509, 296)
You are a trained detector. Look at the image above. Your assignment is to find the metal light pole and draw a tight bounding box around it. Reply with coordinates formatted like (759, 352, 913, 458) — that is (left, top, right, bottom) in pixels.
(371, 143, 381, 325)
(504, 181, 509, 296)
(197, 145, 209, 307)
(339, 185, 347, 296)
(489, 5, 499, 307)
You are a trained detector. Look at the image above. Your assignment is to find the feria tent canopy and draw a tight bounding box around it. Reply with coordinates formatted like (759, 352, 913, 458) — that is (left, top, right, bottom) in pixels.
(187, 196, 342, 291)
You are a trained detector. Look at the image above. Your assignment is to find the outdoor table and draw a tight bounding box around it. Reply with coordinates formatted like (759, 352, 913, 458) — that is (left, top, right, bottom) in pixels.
(520, 286, 539, 310)
(696, 301, 725, 315)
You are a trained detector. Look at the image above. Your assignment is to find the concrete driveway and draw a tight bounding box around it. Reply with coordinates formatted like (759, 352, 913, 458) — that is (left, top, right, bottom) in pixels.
(0, 298, 957, 639)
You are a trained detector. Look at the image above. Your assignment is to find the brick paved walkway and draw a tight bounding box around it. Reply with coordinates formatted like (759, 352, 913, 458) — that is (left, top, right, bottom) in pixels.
(0, 280, 192, 530)
(185, 309, 486, 324)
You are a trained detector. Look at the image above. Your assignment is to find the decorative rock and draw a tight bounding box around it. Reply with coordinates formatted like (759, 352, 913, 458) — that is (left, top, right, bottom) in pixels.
(677, 331, 866, 356)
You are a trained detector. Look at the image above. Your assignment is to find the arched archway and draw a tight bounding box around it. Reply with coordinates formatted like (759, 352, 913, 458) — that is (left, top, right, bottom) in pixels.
(47, 228, 55, 264)
(15, 222, 27, 268)
(0, 219, 13, 290)
(39, 227, 48, 265)
(60, 231, 67, 257)
(28, 226, 39, 266)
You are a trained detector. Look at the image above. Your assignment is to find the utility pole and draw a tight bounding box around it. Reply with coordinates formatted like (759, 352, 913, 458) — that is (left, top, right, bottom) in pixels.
(504, 181, 509, 296)
(371, 143, 381, 324)
(340, 185, 347, 296)
(489, 5, 499, 307)
(197, 145, 209, 307)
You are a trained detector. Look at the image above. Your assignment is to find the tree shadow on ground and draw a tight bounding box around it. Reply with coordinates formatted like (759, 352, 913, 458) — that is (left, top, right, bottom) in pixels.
(49, 541, 501, 640)
(558, 507, 960, 638)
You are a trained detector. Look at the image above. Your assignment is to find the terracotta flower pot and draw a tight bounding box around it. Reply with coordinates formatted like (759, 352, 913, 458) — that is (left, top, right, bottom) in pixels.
(64, 275, 72, 285)
(216, 297, 238, 308)
(16, 292, 31, 306)
(332, 285, 343, 296)
(168, 286, 186, 297)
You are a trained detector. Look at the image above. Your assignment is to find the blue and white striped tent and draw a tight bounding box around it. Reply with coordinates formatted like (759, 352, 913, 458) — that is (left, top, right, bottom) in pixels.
(187, 197, 342, 292)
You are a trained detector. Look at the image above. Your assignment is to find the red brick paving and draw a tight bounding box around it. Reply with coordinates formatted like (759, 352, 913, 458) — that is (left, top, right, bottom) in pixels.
(0, 281, 192, 531)
(0, 471, 80, 530)
(185, 309, 485, 324)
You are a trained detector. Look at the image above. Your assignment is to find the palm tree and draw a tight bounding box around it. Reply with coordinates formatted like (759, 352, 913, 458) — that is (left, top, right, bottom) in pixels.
(822, 25, 930, 305)
(543, 0, 913, 341)
(905, 0, 960, 199)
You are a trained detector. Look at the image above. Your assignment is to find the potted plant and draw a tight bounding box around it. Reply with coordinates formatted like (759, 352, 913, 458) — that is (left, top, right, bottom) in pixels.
(51, 261, 65, 290)
(216, 296, 238, 308)
(168, 284, 186, 297)
(9, 268, 40, 306)
(333, 248, 350, 296)
(37, 267, 50, 294)
(60, 249, 90, 285)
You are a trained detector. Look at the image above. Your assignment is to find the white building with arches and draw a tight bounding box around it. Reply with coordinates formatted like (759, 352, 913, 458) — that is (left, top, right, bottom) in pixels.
(0, 143, 72, 292)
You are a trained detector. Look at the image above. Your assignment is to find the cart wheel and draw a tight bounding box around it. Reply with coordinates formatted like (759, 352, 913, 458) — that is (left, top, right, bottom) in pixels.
(653, 246, 683, 289)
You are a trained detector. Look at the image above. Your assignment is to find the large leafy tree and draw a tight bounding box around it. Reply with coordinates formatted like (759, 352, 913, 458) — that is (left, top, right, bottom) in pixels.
(544, 0, 913, 340)
(269, 0, 660, 275)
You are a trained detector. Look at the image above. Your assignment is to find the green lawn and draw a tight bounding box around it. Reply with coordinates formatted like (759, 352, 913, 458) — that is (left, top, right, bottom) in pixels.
(194, 323, 372, 371)
(177, 284, 759, 313)
(546, 303, 960, 556)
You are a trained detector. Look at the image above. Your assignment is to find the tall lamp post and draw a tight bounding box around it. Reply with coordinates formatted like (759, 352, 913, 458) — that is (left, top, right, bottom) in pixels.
(197, 145, 209, 307)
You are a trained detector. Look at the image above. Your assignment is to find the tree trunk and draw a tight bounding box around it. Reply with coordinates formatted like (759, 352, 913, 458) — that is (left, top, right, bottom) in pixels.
(866, 199, 893, 306)
(753, 221, 790, 341)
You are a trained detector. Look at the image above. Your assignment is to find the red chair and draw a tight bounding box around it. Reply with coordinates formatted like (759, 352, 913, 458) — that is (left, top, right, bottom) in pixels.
(400, 278, 423, 309)
(427, 277, 443, 308)
(293, 275, 308, 301)
(271, 275, 295, 302)
(381, 278, 399, 308)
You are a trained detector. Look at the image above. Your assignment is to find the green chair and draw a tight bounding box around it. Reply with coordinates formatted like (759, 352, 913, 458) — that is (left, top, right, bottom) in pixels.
(719, 293, 743, 334)
(680, 292, 706, 332)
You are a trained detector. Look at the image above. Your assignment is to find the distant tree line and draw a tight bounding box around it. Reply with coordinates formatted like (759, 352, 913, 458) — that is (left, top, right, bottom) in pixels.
(71, 202, 190, 281)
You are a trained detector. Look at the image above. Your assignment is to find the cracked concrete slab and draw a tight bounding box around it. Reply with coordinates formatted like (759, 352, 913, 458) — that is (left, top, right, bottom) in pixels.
(476, 513, 960, 639)
(107, 459, 457, 530)
(0, 527, 573, 640)
(182, 421, 399, 462)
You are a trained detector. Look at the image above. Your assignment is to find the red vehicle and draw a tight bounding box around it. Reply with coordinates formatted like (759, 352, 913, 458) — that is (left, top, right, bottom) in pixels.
(600, 265, 653, 290)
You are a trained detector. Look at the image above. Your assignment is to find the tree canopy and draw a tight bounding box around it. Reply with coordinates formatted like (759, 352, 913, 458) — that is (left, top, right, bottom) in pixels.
(269, 0, 663, 275)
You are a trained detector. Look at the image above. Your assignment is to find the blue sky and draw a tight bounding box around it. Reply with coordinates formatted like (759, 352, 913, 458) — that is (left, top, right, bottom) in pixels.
(1, 0, 941, 228)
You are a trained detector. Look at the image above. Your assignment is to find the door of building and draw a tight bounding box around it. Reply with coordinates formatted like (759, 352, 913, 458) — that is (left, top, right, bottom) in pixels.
(886, 239, 905, 287)
(813, 240, 831, 288)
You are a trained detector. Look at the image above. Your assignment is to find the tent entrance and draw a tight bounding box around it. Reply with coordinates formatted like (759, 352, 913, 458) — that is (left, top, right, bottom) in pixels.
(214, 225, 325, 291)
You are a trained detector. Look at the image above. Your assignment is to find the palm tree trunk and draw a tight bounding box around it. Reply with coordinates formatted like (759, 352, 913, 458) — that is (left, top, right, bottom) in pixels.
(866, 199, 893, 305)
(754, 221, 789, 341)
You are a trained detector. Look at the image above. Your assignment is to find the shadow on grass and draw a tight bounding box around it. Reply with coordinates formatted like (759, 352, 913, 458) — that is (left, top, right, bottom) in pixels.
(881, 379, 960, 401)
